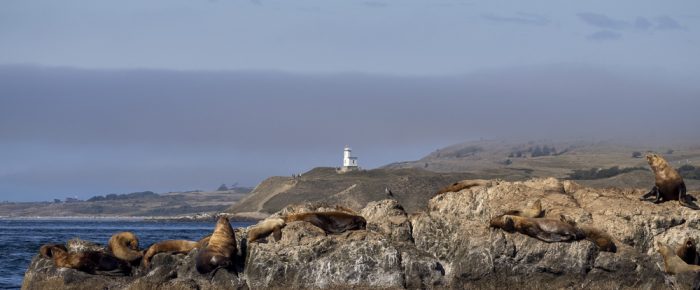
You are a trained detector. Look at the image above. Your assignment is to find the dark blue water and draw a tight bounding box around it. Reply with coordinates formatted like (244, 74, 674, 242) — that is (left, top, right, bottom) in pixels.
(0, 219, 253, 289)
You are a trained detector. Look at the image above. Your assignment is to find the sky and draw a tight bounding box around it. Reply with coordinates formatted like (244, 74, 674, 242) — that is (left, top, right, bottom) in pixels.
(1, 0, 699, 201)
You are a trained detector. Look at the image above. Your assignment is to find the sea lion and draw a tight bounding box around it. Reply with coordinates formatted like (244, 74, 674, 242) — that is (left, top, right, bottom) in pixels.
(284, 211, 367, 234)
(141, 240, 199, 268)
(657, 241, 700, 274)
(195, 216, 237, 274)
(39, 243, 67, 259)
(677, 237, 700, 265)
(640, 153, 697, 209)
(503, 199, 543, 218)
(578, 225, 617, 253)
(108, 232, 143, 264)
(41, 244, 129, 274)
(436, 179, 489, 195)
(247, 218, 286, 243)
(490, 215, 585, 243)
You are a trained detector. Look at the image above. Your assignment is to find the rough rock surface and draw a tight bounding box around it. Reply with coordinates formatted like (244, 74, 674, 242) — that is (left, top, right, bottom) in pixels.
(22, 178, 700, 289)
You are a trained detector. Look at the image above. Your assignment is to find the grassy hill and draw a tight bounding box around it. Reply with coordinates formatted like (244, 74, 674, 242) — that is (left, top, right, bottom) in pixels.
(230, 140, 700, 216)
(227, 167, 482, 215)
(383, 139, 700, 190)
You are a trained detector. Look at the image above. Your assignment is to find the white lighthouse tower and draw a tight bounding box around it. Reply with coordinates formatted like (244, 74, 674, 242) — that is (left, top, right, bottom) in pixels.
(341, 145, 359, 172)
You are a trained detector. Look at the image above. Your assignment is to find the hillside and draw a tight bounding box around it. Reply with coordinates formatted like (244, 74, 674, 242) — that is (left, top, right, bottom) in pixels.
(0, 189, 250, 218)
(227, 167, 484, 215)
(383, 139, 700, 191)
(230, 140, 700, 217)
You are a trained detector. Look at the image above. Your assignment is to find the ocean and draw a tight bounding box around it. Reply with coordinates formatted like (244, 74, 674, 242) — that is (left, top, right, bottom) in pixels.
(0, 219, 254, 289)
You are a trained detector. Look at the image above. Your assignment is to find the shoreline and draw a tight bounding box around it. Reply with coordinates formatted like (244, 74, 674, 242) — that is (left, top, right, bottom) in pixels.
(0, 213, 262, 222)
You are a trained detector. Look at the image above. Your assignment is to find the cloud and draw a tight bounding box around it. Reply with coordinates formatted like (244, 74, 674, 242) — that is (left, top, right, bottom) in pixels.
(577, 13, 628, 30)
(1, 65, 698, 200)
(634, 17, 652, 30)
(655, 16, 683, 30)
(482, 13, 550, 26)
(587, 30, 622, 41)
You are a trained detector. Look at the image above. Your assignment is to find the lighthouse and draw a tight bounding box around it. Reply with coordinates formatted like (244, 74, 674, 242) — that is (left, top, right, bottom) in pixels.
(341, 145, 359, 172)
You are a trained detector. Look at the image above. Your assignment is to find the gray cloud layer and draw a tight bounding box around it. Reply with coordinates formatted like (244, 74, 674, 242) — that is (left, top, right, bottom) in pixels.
(1, 65, 699, 201)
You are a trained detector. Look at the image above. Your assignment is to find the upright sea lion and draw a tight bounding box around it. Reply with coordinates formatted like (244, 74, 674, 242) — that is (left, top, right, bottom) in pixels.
(436, 180, 489, 195)
(677, 237, 700, 265)
(247, 218, 286, 243)
(503, 200, 543, 218)
(284, 211, 367, 234)
(108, 232, 143, 264)
(195, 216, 237, 274)
(640, 153, 697, 209)
(40, 244, 129, 274)
(657, 241, 700, 274)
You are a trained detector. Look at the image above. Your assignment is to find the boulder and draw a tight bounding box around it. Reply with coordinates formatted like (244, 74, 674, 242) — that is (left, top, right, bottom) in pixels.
(22, 178, 700, 289)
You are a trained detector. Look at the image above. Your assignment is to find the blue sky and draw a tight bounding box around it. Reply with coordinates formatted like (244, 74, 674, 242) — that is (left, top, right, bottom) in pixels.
(1, 1, 699, 201)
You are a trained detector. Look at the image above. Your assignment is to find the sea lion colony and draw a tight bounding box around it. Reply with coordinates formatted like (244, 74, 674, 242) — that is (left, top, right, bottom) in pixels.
(37, 211, 368, 275)
(38, 153, 698, 277)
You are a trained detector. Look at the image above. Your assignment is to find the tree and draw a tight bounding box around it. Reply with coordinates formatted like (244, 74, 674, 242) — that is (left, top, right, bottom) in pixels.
(217, 184, 229, 191)
(632, 151, 642, 158)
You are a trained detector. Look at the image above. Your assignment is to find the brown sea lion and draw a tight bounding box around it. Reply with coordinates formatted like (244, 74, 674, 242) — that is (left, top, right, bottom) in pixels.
(284, 211, 366, 234)
(41, 244, 129, 274)
(677, 237, 700, 265)
(195, 216, 237, 274)
(489, 215, 585, 243)
(640, 153, 697, 209)
(435, 179, 489, 195)
(141, 240, 199, 268)
(39, 244, 67, 259)
(108, 232, 143, 264)
(503, 200, 543, 218)
(579, 226, 617, 253)
(247, 218, 286, 243)
(657, 241, 700, 274)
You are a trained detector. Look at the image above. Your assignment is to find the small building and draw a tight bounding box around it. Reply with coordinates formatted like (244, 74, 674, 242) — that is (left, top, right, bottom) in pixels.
(340, 145, 359, 172)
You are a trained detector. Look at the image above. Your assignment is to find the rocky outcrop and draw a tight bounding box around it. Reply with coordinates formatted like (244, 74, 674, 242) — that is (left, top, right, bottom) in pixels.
(22, 178, 700, 289)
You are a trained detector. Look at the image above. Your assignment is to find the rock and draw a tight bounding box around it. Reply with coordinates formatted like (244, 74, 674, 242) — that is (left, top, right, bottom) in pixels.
(22, 178, 700, 289)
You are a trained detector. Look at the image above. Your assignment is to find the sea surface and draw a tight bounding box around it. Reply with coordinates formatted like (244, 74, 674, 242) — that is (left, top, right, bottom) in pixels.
(0, 219, 253, 289)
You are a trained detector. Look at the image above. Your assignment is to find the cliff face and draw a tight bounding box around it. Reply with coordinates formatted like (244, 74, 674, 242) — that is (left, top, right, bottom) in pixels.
(23, 178, 700, 289)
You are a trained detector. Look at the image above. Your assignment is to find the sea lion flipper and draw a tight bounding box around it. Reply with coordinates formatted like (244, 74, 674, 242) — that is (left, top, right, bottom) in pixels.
(640, 186, 657, 200)
(272, 227, 282, 241)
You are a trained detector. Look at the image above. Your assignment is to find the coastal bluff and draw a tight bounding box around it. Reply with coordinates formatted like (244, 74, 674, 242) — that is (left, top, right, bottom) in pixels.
(22, 178, 700, 289)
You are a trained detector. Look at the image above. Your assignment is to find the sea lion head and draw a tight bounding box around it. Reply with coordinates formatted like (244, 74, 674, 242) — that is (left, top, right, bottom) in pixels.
(348, 215, 367, 230)
(489, 215, 516, 232)
(684, 237, 696, 249)
(646, 153, 668, 171)
(657, 241, 673, 256)
(110, 232, 140, 250)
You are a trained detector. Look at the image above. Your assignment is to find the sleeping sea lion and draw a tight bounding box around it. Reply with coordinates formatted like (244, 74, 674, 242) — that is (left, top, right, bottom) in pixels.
(247, 218, 286, 243)
(640, 153, 697, 209)
(40, 244, 129, 274)
(677, 237, 700, 265)
(490, 214, 585, 243)
(108, 232, 143, 264)
(39, 243, 67, 259)
(503, 199, 543, 218)
(435, 180, 489, 195)
(195, 216, 237, 274)
(284, 211, 366, 234)
(657, 241, 700, 274)
(142, 240, 199, 268)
